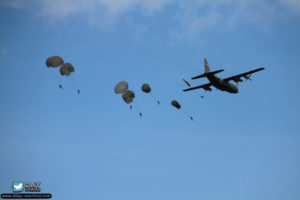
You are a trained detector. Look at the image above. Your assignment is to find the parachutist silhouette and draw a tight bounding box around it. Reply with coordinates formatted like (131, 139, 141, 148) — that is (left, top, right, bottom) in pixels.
(46, 56, 64, 89)
(60, 62, 81, 93)
(141, 83, 160, 105)
(46, 56, 81, 94)
(171, 100, 193, 120)
(117, 88, 142, 117)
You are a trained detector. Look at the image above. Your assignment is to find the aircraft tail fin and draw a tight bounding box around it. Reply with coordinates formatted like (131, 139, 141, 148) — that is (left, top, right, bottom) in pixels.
(190, 58, 224, 79)
(204, 58, 210, 73)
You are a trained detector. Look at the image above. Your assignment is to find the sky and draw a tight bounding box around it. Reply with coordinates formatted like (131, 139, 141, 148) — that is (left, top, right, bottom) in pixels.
(0, 0, 300, 199)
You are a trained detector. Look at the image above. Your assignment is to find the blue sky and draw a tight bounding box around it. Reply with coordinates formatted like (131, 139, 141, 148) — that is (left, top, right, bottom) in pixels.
(0, 0, 300, 199)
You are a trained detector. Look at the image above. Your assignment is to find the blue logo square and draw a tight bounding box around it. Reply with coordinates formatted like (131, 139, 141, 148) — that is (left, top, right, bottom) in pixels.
(12, 182, 24, 192)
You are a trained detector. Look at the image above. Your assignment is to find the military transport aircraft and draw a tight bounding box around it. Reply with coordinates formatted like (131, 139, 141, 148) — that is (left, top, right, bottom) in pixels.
(183, 58, 265, 93)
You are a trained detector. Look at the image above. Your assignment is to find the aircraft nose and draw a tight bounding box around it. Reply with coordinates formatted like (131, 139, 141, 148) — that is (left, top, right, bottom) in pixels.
(235, 87, 239, 93)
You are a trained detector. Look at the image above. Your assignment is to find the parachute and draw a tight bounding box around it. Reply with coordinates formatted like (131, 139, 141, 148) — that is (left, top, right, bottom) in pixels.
(46, 55, 64, 89)
(115, 81, 142, 117)
(46, 56, 64, 68)
(171, 100, 193, 120)
(171, 100, 181, 109)
(141, 84, 151, 93)
(59, 62, 80, 94)
(141, 83, 160, 104)
(122, 90, 135, 104)
(60, 63, 75, 76)
(45, 56, 80, 94)
(114, 81, 129, 94)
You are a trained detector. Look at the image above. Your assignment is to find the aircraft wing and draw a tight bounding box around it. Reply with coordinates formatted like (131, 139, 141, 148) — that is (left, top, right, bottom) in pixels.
(183, 83, 212, 92)
(223, 67, 265, 82)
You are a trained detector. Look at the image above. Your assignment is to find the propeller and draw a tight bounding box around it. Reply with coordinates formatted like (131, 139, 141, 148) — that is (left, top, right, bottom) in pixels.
(245, 74, 252, 81)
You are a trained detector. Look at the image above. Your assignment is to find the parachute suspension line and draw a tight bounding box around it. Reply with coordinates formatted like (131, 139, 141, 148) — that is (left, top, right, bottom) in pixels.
(70, 76, 80, 94)
(150, 93, 160, 105)
(46, 56, 64, 89)
(133, 102, 142, 117)
(56, 77, 63, 89)
(129, 103, 142, 117)
(182, 110, 194, 121)
(49, 68, 62, 89)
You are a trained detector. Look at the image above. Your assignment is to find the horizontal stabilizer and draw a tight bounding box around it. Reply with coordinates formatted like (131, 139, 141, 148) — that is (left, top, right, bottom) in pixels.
(183, 83, 212, 92)
(191, 69, 224, 79)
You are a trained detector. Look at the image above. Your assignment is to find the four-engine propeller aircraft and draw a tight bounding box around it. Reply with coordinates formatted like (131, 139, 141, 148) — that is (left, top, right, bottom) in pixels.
(183, 58, 265, 94)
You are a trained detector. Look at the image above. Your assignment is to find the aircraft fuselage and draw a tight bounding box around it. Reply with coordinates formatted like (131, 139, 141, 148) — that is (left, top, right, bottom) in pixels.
(207, 74, 238, 93)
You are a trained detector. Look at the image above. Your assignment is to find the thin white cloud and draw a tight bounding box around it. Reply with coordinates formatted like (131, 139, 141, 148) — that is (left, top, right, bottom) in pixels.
(1, 0, 299, 39)
(141, 0, 174, 14)
(36, 0, 173, 18)
(170, 0, 283, 39)
(1, 0, 25, 9)
(279, 0, 300, 13)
